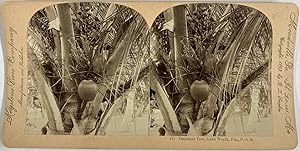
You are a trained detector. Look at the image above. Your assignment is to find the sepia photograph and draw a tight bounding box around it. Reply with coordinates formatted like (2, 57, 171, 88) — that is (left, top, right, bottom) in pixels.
(26, 2, 150, 135)
(1, 0, 298, 149)
(149, 3, 272, 136)
(26, 2, 273, 137)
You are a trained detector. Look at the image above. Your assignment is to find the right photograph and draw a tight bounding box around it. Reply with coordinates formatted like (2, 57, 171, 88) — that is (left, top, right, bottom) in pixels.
(149, 3, 272, 136)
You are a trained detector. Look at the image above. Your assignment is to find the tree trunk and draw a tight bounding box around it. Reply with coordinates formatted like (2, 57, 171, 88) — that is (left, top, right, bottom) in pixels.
(57, 3, 79, 133)
(57, 3, 76, 92)
(173, 6, 189, 90)
(45, 6, 62, 65)
(247, 87, 260, 130)
(172, 5, 194, 133)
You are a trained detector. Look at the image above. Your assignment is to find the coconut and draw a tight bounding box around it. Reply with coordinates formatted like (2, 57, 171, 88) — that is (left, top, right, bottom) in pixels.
(204, 54, 217, 73)
(190, 80, 209, 102)
(78, 80, 98, 101)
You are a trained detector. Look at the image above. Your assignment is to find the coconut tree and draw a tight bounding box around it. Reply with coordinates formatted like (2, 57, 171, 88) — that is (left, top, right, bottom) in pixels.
(150, 4, 272, 136)
(27, 2, 149, 135)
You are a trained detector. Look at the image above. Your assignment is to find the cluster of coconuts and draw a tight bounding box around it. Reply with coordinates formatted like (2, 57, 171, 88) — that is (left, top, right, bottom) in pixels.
(78, 80, 98, 102)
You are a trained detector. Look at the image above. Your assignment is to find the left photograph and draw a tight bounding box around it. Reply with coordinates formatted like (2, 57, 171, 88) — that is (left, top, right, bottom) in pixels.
(26, 2, 150, 135)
